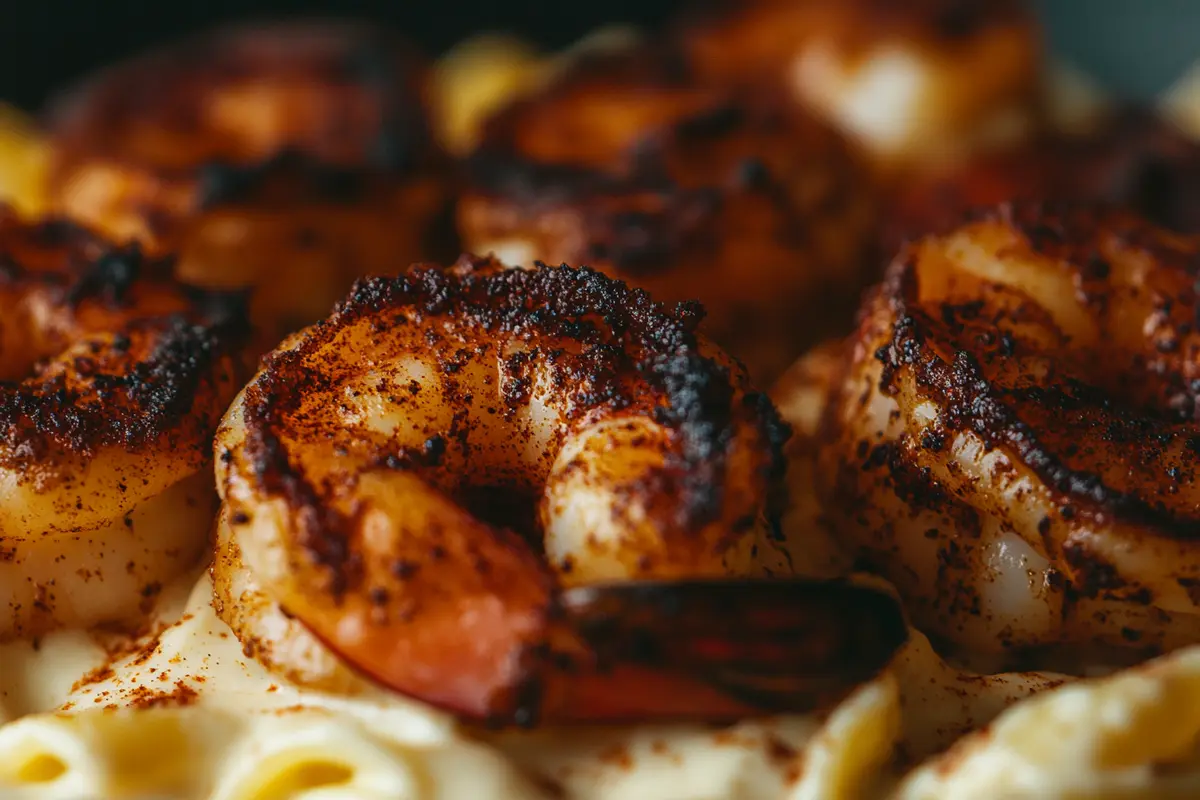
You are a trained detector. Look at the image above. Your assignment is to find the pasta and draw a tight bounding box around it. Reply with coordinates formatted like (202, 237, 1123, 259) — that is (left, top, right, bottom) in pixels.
(0, 570, 905, 799)
(895, 646, 1200, 798)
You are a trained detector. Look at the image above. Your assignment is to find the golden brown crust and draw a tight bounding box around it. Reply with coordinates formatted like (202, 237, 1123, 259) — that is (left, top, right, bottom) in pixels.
(44, 20, 450, 338)
(887, 109, 1200, 249)
(459, 47, 875, 381)
(0, 209, 247, 470)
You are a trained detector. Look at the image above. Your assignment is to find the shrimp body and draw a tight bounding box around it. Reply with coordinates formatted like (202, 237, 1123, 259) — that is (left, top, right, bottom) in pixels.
(677, 0, 1041, 170)
(458, 47, 876, 382)
(0, 211, 246, 639)
(818, 203, 1200, 662)
(45, 21, 447, 338)
(215, 256, 908, 725)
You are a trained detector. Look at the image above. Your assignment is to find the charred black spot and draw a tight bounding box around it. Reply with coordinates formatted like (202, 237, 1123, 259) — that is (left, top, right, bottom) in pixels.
(1063, 540, 1123, 598)
(0, 217, 248, 466)
(391, 559, 420, 579)
(1120, 626, 1143, 642)
(197, 152, 372, 209)
(920, 429, 946, 451)
(735, 157, 772, 190)
(673, 103, 743, 141)
(65, 243, 143, 306)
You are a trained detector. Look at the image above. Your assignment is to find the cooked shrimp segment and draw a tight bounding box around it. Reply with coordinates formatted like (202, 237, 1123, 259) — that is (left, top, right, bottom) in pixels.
(0, 211, 246, 639)
(818, 203, 1200, 663)
(676, 0, 1041, 169)
(215, 256, 908, 724)
(459, 46, 875, 382)
(44, 20, 447, 337)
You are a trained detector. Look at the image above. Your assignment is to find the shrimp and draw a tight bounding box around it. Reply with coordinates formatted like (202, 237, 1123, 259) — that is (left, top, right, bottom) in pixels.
(0, 209, 247, 640)
(674, 0, 1042, 171)
(458, 45, 876, 382)
(214, 255, 908, 725)
(43, 20, 448, 339)
(817, 202, 1200, 666)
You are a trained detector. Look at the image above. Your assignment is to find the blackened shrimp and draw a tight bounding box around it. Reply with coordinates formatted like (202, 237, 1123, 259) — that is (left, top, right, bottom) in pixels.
(214, 256, 908, 725)
(44, 20, 448, 338)
(675, 0, 1041, 171)
(458, 47, 876, 382)
(817, 202, 1200, 665)
(0, 209, 247, 640)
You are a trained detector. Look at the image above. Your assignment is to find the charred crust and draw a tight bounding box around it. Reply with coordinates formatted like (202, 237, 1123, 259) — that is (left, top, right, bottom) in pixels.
(465, 47, 857, 274)
(194, 150, 377, 210)
(1061, 540, 1124, 597)
(240, 257, 786, 590)
(46, 19, 439, 205)
(876, 201, 1200, 538)
(0, 213, 248, 464)
(64, 242, 144, 305)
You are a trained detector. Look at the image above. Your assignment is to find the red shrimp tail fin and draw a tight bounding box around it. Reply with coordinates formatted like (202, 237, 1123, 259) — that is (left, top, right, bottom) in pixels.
(539, 578, 909, 724)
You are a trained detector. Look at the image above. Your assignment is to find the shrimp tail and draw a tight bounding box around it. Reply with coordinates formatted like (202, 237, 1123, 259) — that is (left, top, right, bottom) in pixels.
(525, 579, 909, 726)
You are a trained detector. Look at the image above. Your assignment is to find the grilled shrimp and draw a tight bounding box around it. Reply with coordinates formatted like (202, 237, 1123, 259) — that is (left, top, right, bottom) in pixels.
(0, 209, 246, 640)
(44, 20, 447, 338)
(770, 354, 1073, 761)
(675, 0, 1041, 170)
(214, 256, 908, 725)
(458, 46, 876, 382)
(818, 202, 1200, 664)
(887, 108, 1200, 251)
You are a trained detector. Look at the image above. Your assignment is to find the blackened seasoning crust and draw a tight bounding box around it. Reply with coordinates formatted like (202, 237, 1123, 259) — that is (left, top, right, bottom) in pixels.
(45, 20, 435, 180)
(216, 256, 918, 727)
(42, 19, 445, 255)
(873, 203, 1200, 537)
(241, 257, 788, 585)
(820, 200, 1200, 660)
(0, 211, 248, 468)
(458, 46, 875, 381)
(43, 20, 450, 343)
(464, 50, 846, 274)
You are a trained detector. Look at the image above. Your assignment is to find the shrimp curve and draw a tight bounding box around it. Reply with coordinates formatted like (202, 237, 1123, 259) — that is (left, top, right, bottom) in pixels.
(818, 202, 1200, 665)
(459, 45, 876, 382)
(0, 208, 247, 639)
(215, 255, 908, 725)
(44, 20, 448, 338)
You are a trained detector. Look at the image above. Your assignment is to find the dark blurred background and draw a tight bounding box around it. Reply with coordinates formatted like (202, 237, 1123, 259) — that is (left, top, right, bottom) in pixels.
(0, 0, 1195, 111)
